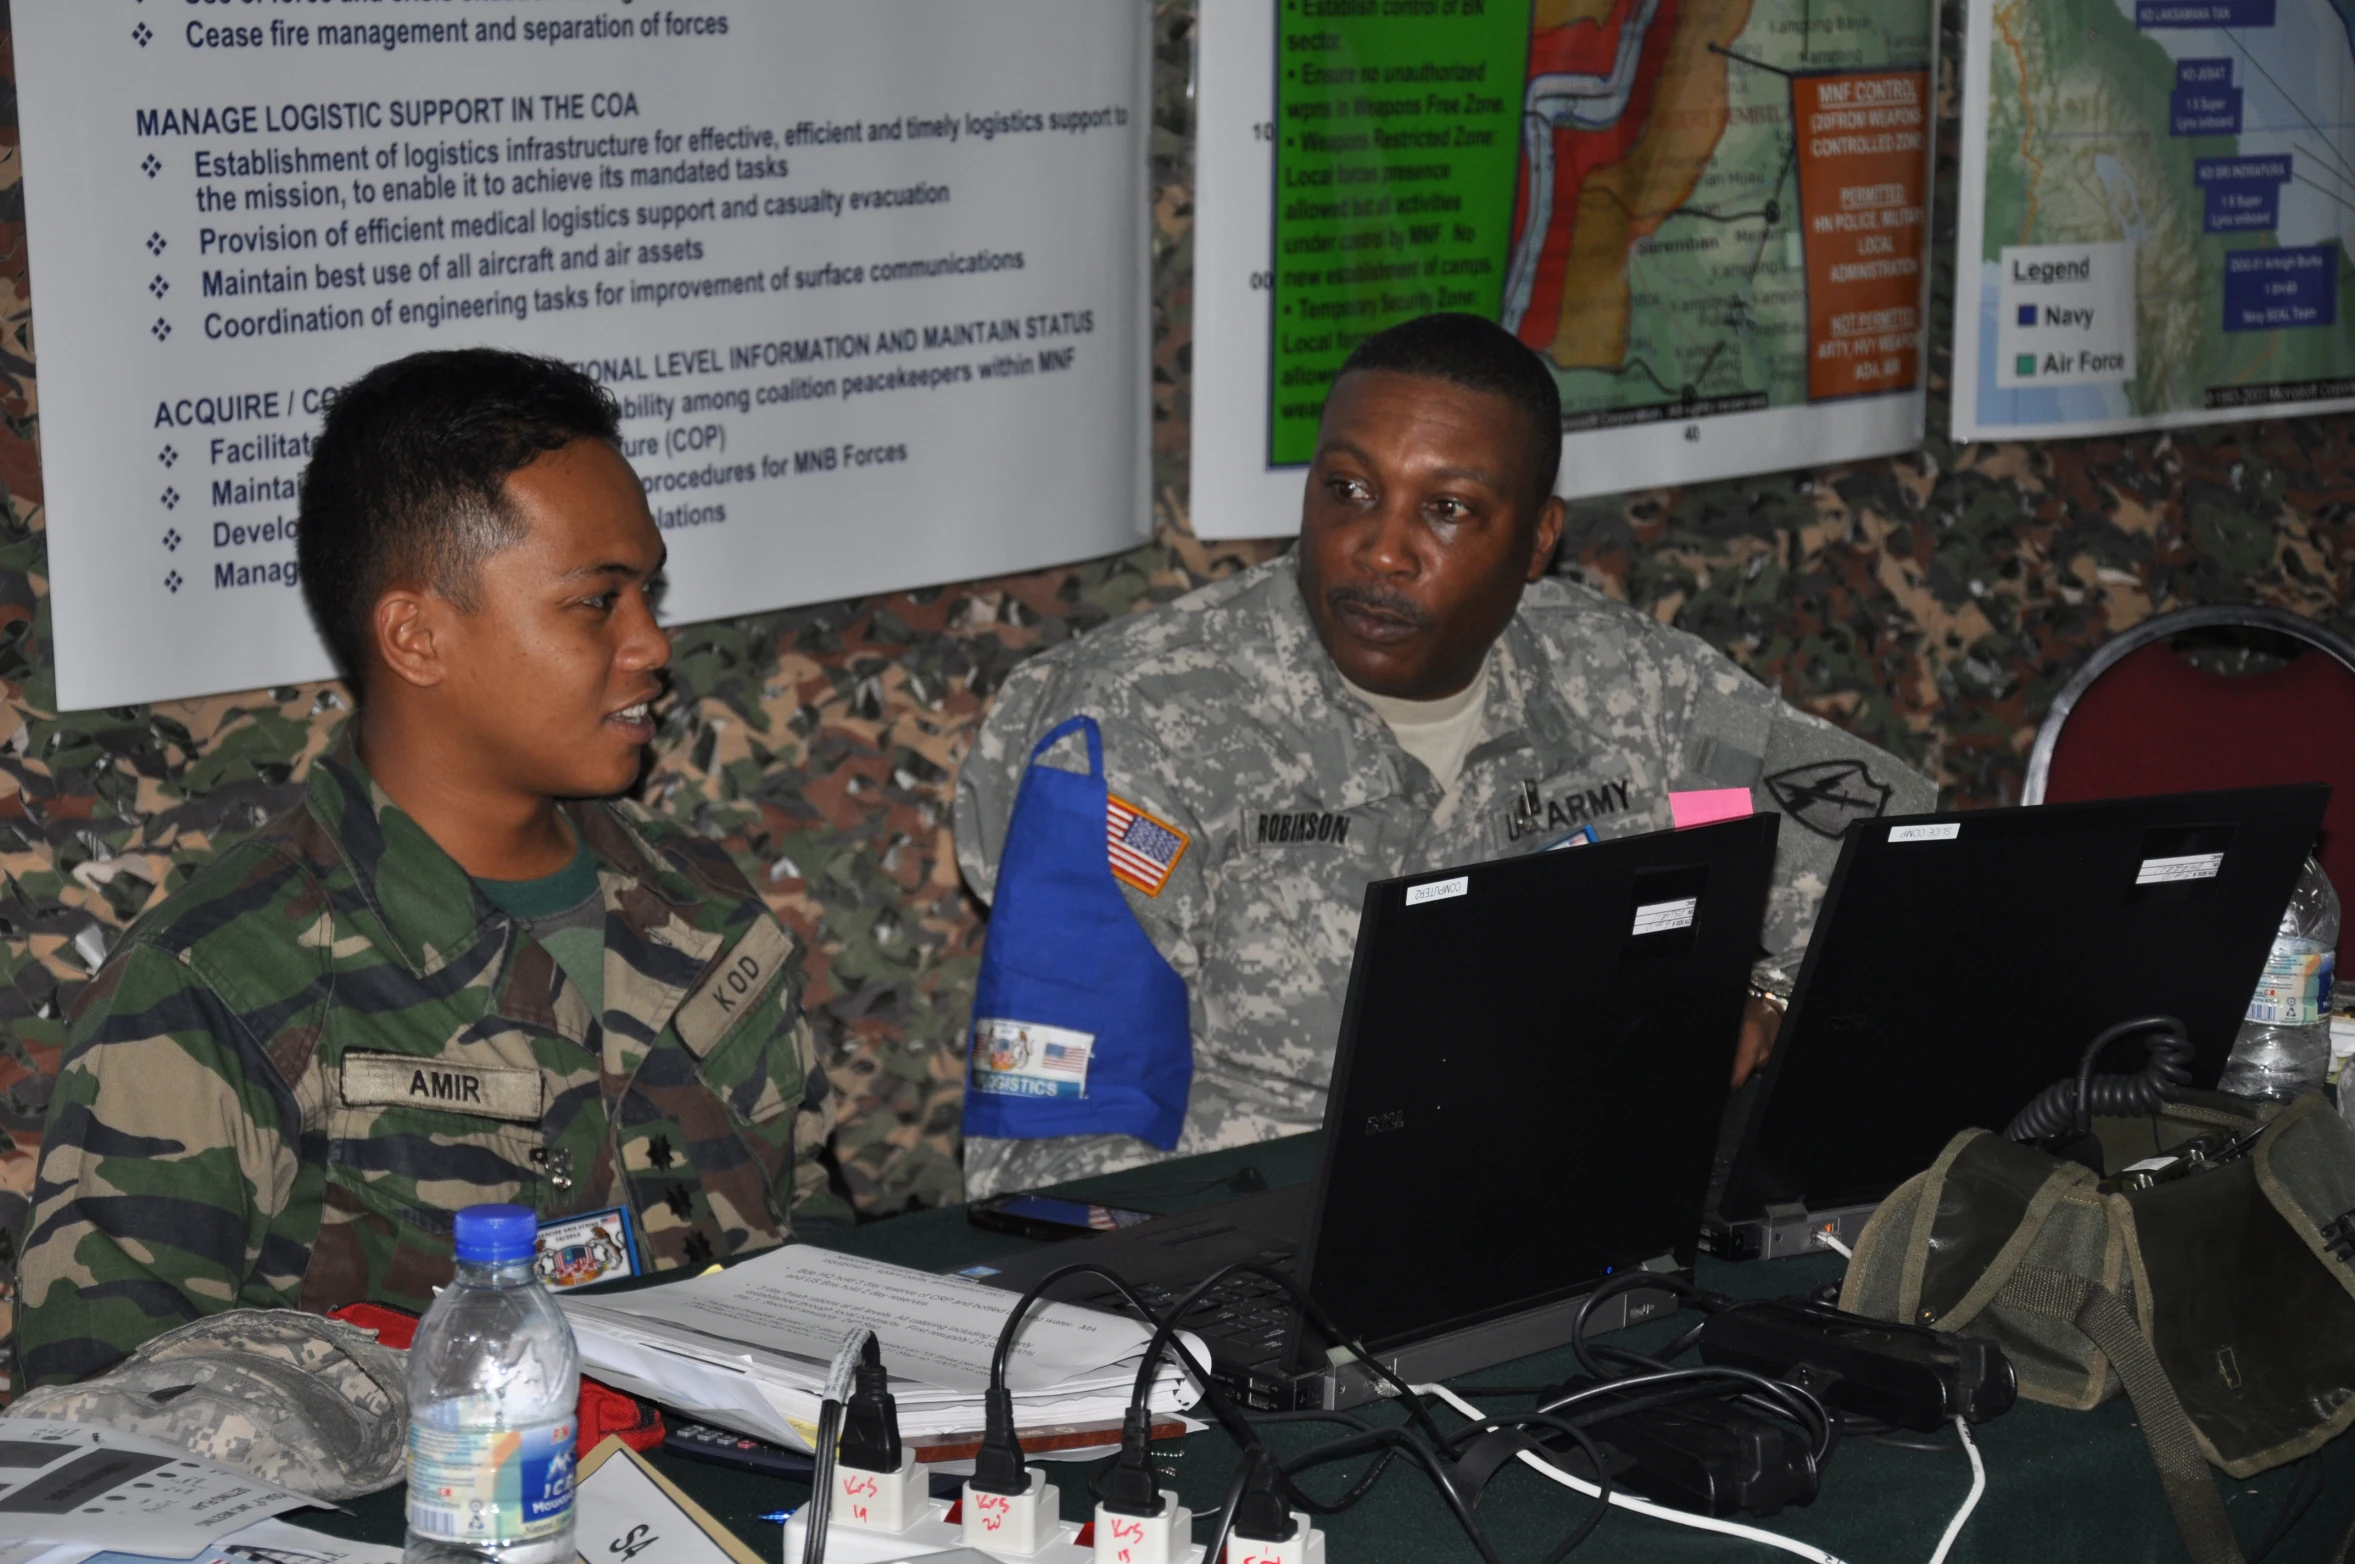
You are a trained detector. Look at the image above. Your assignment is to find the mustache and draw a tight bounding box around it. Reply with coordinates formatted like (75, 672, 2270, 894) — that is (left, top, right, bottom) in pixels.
(1325, 584, 1434, 631)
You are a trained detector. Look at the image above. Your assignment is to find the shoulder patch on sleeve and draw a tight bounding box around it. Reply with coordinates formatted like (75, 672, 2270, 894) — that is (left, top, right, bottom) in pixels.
(1764, 759, 1896, 838)
(1106, 794, 1189, 898)
(675, 915, 796, 1058)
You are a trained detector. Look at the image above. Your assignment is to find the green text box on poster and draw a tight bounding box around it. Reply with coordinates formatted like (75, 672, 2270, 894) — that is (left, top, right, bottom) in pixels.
(1270, 0, 1531, 465)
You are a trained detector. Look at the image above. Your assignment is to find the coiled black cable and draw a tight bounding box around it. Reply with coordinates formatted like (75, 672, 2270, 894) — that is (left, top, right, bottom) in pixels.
(2004, 1014, 2193, 1140)
(1550, 1273, 1836, 1468)
(1198, 1403, 1617, 1564)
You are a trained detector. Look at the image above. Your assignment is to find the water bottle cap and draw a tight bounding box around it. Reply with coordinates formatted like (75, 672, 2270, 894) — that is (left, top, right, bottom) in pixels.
(453, 1203, 538, 1264)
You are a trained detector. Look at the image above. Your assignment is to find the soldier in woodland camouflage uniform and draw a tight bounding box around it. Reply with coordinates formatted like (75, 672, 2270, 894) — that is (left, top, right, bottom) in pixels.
(956, 316, 1933, 1198)
(17, 350, 840, 1388)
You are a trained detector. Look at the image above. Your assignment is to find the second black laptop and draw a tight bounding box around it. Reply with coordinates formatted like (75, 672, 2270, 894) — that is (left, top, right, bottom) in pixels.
(1715, 784, 2329, 1256)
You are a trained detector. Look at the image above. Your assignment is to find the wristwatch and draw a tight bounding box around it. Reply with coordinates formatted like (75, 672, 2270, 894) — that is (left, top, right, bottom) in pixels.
(1745, 962, 1794, 1010)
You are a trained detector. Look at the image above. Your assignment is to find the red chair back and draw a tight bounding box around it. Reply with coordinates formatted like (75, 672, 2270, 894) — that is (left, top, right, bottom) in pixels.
(2044, 641, 2355, 973)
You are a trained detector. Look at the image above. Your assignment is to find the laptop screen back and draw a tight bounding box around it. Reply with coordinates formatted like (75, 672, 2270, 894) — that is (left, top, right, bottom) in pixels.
(1297, 814, 1779, 1351)
(1727, 784, 2329, 1216)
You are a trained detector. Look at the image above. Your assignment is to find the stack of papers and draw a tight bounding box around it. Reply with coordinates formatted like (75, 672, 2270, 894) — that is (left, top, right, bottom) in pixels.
(561, 1247, 1206, 1455)
(64, 1520, 400, 1564)
(0, 1423, 340, 1564)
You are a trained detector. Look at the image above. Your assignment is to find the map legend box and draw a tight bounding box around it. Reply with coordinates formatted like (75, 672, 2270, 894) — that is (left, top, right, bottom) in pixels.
(1995, 242, 2136, 388)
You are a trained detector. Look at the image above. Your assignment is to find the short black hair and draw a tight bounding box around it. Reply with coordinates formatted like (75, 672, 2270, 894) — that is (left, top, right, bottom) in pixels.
(1331, 312, 1562, 505)
(296, 348, 623, 693)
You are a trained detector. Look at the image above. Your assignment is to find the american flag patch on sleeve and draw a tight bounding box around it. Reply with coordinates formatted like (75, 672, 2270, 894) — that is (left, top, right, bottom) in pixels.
(1106, 793, 1190, 897)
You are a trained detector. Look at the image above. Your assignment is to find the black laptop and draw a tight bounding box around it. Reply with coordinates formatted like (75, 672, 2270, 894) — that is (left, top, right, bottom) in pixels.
(1710, 784, 2329, 1259)
(979, 813, 1779, 1410)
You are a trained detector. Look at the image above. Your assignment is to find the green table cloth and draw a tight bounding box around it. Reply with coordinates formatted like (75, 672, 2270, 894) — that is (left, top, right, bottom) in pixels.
(307, 1135, 2355, 1562)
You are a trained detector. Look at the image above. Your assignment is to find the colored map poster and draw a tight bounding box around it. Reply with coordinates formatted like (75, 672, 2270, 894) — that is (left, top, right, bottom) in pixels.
(1953, 0, 2355, 440)
(1191, 0, 1937, 538)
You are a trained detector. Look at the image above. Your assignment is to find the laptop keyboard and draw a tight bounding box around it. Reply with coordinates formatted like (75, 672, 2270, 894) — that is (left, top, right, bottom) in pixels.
(1088, 1248, 1301, 1365)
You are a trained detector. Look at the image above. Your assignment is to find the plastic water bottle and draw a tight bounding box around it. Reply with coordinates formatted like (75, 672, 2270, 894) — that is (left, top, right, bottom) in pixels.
(2219, 858, 2340, 1102)
(405, 1205, 580, 1564)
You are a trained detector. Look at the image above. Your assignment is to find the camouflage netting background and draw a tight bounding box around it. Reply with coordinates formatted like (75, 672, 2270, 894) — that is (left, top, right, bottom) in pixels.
(0, 0, 2351, 1362)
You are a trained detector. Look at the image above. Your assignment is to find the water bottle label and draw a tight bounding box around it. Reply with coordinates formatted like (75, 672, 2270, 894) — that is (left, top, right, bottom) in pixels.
(2245, 943, 2333, 1027)
(407, 1418, 575, 1545)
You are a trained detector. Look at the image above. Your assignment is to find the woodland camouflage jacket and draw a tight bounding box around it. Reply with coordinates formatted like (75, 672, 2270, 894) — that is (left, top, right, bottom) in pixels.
(14, 739, 841, 1388)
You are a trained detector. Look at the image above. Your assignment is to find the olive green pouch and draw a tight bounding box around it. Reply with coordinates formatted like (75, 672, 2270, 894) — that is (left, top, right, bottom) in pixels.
(1840, 1091, 2355, 1564)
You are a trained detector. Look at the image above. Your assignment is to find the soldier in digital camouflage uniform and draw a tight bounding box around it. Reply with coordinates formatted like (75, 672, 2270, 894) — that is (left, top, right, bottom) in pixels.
(955, 315, 1933, 1198)
(16, 350, 842, 1388)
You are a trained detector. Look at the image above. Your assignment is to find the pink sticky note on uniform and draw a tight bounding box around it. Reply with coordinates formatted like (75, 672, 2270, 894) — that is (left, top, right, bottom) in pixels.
(1670, 788, 1754, 830)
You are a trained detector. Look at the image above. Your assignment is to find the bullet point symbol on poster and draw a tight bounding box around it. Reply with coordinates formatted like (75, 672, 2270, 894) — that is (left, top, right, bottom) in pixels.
(164, 571, 182, 594)
(160, 488, 179, 511)
(151, 318, 171, 342)
(141, 155, 162, 179)
(132, 23, 152, 46)
(147, 233, 167, 256)
(162, 529, 180, 553)
(158, 446, 177, 468)
(149, 276, 168, 299)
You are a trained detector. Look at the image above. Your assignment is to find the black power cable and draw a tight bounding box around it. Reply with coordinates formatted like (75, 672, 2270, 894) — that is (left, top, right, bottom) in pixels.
(1128, 1261, 1454, 1451)
(1197, 1403, 1617, 1564)
(2005, 1015, 2193, 1141)
(987, 1258, 1628, 1563)
(1557, 1272, 1835, 1463)
(798, 1328, 873, 1564)
(979, 1262, 1317, 1521)
(979, 1254, 1855, 1564)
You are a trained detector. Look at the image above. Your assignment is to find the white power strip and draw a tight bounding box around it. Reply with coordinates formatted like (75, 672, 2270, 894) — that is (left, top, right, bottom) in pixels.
(779, 1467, 1210, 1564)
(782, 1495, 1087, 1564)
(1222, 1513, 1325, 1564)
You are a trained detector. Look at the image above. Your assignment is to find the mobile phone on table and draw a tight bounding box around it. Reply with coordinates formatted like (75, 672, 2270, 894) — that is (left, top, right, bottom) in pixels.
(965, 1192, 1159, 1241)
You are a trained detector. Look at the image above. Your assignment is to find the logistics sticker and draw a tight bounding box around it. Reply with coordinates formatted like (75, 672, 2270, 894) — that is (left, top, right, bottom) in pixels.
(970, 1017, 1095, 1100)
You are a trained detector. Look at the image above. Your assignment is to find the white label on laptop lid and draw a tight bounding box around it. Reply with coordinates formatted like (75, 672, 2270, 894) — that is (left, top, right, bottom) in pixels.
(1632, 897, 1699, 936)
(2136, 852, 2225, 885)
(1405, 875, 1468, 906)
(1887, 822, 1961, 843)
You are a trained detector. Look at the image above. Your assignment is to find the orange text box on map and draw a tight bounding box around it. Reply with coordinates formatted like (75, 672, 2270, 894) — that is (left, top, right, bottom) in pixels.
(1794, 70, 1930, 401)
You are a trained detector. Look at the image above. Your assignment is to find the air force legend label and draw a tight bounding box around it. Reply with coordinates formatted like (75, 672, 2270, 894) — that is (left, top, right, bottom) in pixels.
(1996, 242, 2137, 390)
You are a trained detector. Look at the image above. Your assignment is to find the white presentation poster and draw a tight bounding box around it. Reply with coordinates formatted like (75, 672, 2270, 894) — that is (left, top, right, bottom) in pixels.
(1951, 0, 2355, 443)
(1189, 0, 1937, 541)
(17, 0, 1150, 710)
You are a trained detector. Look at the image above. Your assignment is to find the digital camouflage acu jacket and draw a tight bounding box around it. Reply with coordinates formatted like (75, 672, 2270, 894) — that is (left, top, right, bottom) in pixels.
(16, 740, 842, 1388)
(954, 555, 1934, 1197)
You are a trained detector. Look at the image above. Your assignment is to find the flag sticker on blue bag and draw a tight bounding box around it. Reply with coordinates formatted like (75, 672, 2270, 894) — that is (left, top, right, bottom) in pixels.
(971, 1017, 1097, 1099)
(1106, 793, 1189, 897)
